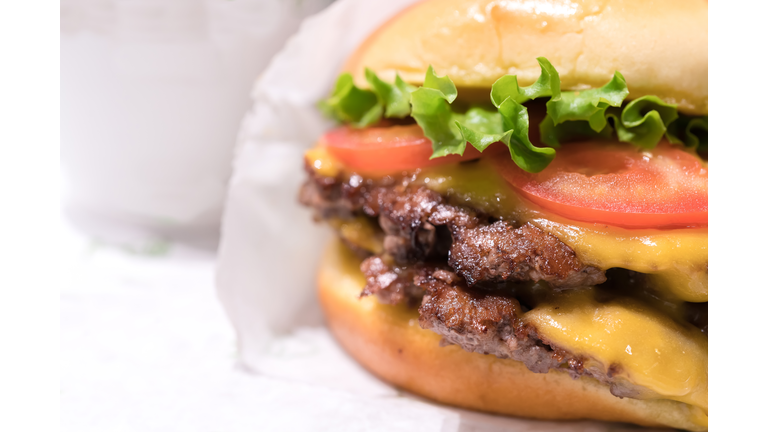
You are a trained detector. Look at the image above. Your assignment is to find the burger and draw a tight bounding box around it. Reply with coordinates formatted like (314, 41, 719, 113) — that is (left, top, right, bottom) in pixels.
(299, 0, 708, 429)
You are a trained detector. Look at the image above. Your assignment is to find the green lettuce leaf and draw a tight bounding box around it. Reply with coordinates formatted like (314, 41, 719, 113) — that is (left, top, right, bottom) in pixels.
(490, 57, 561, 106)
(318, 73, 381, 127)
(423, 65, 459, 103)
(495, 98, 556, 172)
(539, 115, 614, 148)
(542, 94, 686, 150)
(456, 58, 559, 171)
(457, 58, 559, 171)
(319, 57, 708, 172)
(365, 68, 415, 118)
(605, 96, 678, 149)
(541, 72, 629, 147)
(410, 66, 467, 157)
(454, 106, 507, 152)
(410, 62, 558, 171)
(540, 78, 691, 151)
(667, 115, 708, 151)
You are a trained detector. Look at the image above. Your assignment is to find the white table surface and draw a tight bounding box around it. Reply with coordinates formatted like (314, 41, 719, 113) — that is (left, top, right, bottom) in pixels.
(60, 220, 458, 432)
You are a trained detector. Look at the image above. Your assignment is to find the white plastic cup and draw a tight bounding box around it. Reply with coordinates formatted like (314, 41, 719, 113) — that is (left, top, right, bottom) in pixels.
(61, 0, 334, 248)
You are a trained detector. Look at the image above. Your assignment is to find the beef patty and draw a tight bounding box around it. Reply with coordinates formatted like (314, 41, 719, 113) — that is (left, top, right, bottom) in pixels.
(300, 165, 606, 292)
(415, 266, 649, 399)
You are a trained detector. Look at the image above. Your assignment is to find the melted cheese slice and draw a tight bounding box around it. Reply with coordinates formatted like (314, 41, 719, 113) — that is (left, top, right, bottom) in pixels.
(328, 216, 384, 254)
(305, 147, 341, 178)
(305, 148, 708, 302)
(419, 159, 708, 302)
(523, 289, 708, 419)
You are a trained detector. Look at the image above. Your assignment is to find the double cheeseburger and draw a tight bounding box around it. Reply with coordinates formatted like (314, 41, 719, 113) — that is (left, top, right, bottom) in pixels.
(300, 0, 707, 429)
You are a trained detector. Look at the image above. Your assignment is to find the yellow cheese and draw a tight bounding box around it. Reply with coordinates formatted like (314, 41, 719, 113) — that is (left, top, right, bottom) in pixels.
(420, 160, 708, 302)
(305, 148, 708, 302)
(305, 146, 340, 178)
(332, 238, 708, 428)
(523, 289, 708, 418)
(327, 217, 385, 255)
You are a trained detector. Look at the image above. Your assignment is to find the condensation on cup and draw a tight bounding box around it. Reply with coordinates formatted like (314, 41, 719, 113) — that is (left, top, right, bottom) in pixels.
(61, 0, 334, 248)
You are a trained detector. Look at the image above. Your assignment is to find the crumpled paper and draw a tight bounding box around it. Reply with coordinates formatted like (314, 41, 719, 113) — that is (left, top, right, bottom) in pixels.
(215, 1, 669, 430)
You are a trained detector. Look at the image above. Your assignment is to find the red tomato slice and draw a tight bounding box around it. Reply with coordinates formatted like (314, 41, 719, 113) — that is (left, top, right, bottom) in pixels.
(492, 141, 708, 228)
(321, 124, 482, 173)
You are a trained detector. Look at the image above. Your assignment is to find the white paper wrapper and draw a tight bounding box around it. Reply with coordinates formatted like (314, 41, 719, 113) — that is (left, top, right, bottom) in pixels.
(216, 1, 670, 429)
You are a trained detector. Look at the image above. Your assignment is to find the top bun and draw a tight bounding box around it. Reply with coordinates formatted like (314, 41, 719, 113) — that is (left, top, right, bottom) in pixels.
(344, 0, 708, 115)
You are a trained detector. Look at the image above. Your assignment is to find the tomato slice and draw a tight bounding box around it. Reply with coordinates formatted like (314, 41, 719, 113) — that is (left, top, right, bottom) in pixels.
(321, 124, 482, 173)
(493, 141, 708, 228)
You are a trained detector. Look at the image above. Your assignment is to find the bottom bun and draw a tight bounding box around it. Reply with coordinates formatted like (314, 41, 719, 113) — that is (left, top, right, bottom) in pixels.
(317, 240, 707, 431)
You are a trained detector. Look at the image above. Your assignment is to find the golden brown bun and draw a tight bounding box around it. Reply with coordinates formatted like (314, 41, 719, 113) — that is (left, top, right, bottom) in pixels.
(344, 0, 708, 115)
(317, 240, 708, 431)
